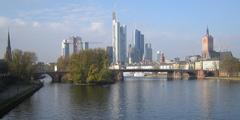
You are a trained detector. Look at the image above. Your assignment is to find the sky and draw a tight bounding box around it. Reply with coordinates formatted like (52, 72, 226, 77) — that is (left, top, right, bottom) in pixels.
(0, 0, 239, 62)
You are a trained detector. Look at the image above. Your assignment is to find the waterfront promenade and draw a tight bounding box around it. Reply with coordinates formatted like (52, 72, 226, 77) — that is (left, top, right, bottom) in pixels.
(0, 82, 43, 118)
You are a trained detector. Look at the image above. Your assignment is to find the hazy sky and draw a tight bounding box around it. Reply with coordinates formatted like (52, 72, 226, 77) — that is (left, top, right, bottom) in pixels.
(0, 0, 239, 62)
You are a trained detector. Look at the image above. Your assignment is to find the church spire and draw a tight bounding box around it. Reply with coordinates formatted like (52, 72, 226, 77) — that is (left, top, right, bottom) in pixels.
(8, 29, 11, 48)
(5, 29, 12, 61)
(206, 27, 209, 36)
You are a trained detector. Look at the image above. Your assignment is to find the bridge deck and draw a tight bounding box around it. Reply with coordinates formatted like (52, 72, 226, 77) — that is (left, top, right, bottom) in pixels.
(111, 69, 197, 73)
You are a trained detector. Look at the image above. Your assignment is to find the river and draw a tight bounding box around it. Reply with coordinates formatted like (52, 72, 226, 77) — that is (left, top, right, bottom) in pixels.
(2, 75, 240, 120)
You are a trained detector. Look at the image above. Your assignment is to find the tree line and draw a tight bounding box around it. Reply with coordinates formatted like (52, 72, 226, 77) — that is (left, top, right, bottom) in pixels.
(5, 49, 37, 82)
(57, 49, 115, 84)
(220, 54, 240, 77)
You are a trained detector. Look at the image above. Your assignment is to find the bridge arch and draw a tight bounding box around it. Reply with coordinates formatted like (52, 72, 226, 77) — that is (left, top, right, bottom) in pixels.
(35, 71, 67, 82)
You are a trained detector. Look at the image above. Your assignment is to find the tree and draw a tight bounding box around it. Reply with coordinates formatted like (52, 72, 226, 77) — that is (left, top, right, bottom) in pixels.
(220, 55, 239, 77)
(87, 64, 99, 83)
(64, 49, 114, 84)
(7, 49, 37, 81)
(57, 56, 69, 71)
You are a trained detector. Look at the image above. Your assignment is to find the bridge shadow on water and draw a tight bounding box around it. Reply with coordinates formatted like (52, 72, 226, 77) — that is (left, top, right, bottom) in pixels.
(124, 76, 168, 81)
(39, 74, 53, 84)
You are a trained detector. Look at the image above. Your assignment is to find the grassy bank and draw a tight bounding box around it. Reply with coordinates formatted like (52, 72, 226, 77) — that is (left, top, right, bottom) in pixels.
(0, 82, 43, 118)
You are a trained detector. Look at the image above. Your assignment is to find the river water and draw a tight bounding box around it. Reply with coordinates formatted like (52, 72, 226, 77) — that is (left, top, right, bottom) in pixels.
(2, 75, 240, 120)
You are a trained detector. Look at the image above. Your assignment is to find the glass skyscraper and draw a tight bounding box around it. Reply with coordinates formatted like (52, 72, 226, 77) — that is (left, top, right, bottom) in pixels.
(61, 39, 70, 58)
(112, 12, 127, 65)
(133, 29, 144, 63)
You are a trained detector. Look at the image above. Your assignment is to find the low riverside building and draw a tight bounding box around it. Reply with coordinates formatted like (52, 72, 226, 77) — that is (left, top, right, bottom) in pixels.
(159, 63, 173, 69)
(172, 61, 194, 70)
(194, 60, 219, 71)
(126, 65, 154, 69)
(202, 60, 219, 71)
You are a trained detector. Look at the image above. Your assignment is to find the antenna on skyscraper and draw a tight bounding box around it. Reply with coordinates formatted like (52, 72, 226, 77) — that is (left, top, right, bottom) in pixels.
(113, 0, 117, 10)
(113, 0, 118, 14)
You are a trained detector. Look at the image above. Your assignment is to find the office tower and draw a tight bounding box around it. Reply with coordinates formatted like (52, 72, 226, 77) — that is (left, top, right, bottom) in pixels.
(5, 30, 12, 61)
(83, 42, 89, 50)
(120, 25, 127, 64)
(140, 34, 145, 60)
(202, 27, 214, 59)
(112, 12, 127, 65)
(143, 43, 152, 62)
(71, 36, 82, 53)
(61, 39, 70, 58)
(134, 29, 141, 52)
(156, 51, 161, 62)
(128, 44, 132, 64)
(106, 46, 113, 64)
(128, 44, 136, 64)
(133, 29, 144, 63)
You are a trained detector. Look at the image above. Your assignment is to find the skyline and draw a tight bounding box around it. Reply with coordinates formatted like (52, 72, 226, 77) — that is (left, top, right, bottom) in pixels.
(0, 0, 240, 62)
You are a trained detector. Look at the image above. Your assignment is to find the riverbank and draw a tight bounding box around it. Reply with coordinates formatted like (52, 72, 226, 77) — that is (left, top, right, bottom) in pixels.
(206, 77, 240, 81)
(0, 82, 43, 118)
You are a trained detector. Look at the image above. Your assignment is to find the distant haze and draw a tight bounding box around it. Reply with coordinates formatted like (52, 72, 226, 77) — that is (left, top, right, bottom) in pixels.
(0, 0, 239, 62)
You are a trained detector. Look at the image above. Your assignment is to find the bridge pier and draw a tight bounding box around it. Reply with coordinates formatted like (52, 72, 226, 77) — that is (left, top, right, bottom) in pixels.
(51, 74, 62, 82)
(197, 70, 205, 79)
(167, 72, 174, 80)
(167, 71, 183, 80)
(173, 71, 183, 79)
(116, 72, 124, 81)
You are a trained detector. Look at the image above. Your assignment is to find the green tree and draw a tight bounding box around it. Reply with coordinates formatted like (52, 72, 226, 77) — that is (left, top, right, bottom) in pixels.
(64, 49, 114, 84)
(7, 49, 37, 81)
(57, 56, 69, 71)
(87, 64, 99, 83)
(220, 55, 239, 77)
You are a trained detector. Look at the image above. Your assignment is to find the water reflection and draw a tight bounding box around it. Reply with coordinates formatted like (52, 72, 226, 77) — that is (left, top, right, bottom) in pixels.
(2, 77, 240, 120)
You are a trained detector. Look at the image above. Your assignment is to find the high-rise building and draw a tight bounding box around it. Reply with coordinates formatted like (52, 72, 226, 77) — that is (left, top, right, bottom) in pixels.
(156, 51, 161, 62)
(128, 44, 132, 64)
(61, 39, 70, 58)
(140, 34, 145, 59)
(133, 29, 144, 63)
(83, 42, 89, 50)
(143, 43, 152, 63)
(5, 30, 12, 61)
(61, 36, 90, 58)
(202, 28, 214, 59)
(128, 44, 138, 64)
(106, 46, 113, 64)
(112, 12, 127, 65)
(134, 29, 141, 51)
(71, 36, 82, 53)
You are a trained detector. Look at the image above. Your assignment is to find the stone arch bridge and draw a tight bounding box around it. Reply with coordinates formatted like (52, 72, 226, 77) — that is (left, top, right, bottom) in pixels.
(34, 71, 68, 82)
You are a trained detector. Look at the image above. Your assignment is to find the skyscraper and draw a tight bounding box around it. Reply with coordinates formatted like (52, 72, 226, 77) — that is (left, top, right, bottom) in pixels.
(128, 44, 137, 64)
(83, 42, 89, 50)
(156, 51, 161, 62)
(106, 46, 113, 64)
(5, 30, 12, 61)
(120, 25, 127, 64)
(112, 12, 127, 65)
(133, 29, 144, 63)
(71, 36, 82, 53)
(143, 43, 152, 63)
(140, 34, 145, 60)
(134, 29, 141, 52)
(202, 27, 214, 59)
(61, 39, 70, 59)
